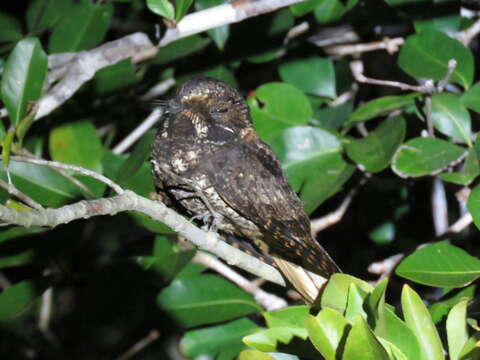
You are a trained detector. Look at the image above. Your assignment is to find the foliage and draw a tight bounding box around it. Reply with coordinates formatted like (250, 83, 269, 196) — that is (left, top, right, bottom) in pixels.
(0, 0, 480, 358)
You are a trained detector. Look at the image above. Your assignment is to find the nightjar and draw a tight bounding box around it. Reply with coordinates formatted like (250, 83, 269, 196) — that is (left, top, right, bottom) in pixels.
(150, 77, 340, 302)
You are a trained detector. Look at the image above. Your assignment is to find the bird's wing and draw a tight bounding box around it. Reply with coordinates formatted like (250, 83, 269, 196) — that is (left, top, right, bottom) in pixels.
(203, 139, 340, 278)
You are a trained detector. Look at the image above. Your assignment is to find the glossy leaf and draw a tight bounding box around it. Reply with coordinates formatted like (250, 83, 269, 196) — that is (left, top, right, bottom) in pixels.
(401, 285, 445, 360)
(1, 37, 47, 126)
(468, 184, 480, 230)
(382, 308, 421, 360)
(345, 283, 368, 322)
(26, 0, 74, 34)
(146, 0, 174, 19)
(279, 57, 336, 98)
(153, 35, 211, 65)
(0, 281, 37, 321)
(429, 285, 475, 324)
(0, 11, 23, 43)
(0, 160, 78, 207)
(447, 299, 469, 360)
(457, 332, 480, 360)
(272, 126, 353, 213)
(289, 0, 322, 16)
(313, 0, 358, 24)
(175, 0, 193, 21)
(398, 29, 474, 89)
(195, 0, 229, 50)
(392, 137, 467, 177)
(346, 116, 406, 172)
(306, 308, 349, 360)
(431, 93, 471, 145)
(321, 274, 373, 313)
(49, 120, 103, 172)
(48, 0, 113, 53)
(181, 318, 257, 358)
(157, 274, 261, 328)
(347, 93, 419, 125)
(248, 83, 312, 143)
(313, 102, 353, 131)
(397, 242, 480, 287)
(94, 58, 138, 94)
(243, 327, 300, 352)
(239, 350, 276, 360)
(414, 15, 461, 37)
(343, 315, 389, 360)
(439, 147, 479, 185)
(264, 306, 309, 339)
(461, 82, 480, 114)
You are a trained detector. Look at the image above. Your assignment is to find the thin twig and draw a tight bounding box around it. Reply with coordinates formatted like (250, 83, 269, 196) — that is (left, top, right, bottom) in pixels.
(437, 59, 458, 92)
(368, 254, 404, 280)
(139, 78, 176, 101)
(116, 330, 160, 360)
(112, 108, 163, 154)
(0, 178, 43, 210)
(311, 190, 354, 237)
(431, 177, 448, 236)
(194, 252, 287, 311)
(326, 37, 404, 56)
(457, 17, 480, 45)
(38, 287, 53, 333)
(11, 156, 124, 195)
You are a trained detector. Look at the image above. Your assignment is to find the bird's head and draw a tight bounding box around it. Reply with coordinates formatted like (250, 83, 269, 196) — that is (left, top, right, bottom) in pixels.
(156, 77, 255, 143)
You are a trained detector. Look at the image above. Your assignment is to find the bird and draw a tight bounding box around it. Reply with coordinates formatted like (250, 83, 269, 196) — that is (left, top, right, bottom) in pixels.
(150, 76, 340, 303)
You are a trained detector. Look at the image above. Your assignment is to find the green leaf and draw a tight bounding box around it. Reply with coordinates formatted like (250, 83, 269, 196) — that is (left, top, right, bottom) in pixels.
(397, 242, 480, 287)
(461, 82, 480, 114)
(381, 308, 421, 360)
(467, 184, 480, 230)
(346, 116, 406, 173)
(279, 57, 336, 98)
(271, 126, 354, 213)
(195, 0, 229, 50)
(306, 308, 350, 360)
(321, 274, 373, 313)
(0, 281, 38, 321)
(439, 147, 479, 185)
(0, 11, 23, 43)
(49, 120, 103, 173)
(48, 0, 113, 53)
(94, 58, 138, 95)
(116, 130, 155, 187)
(157, 274, 261, 328)
(401, 285, 445, 360)
(1, 37, 47, 126)
(289, 0, 322, 16)
(391, 137, 467, 178)
(430, 93, 471, 146)
(175, 0, 193, 21)
(398, 29, 474, 89)
(314, 0, 358, 25)
(153, 35, 211, 65)
(181, 318, 257, 358)
(146, 0, 175, 19)
(239, 350, 276, 360)
(343, 315, 389, 360)
(447, 299, 469, 360)
(347, 93, 420, 125)
(344, 283, 368, 322)
(264, 306, 310, 340)
(26, 0, 74, 34)
(248, 83, 312, 143)
(0, 160, 77, 207)
(202, 65, 237, 88)
(414, 15, 461, 37)
(458, 332, 480, 360)
(429, 285, 475, 324)
(243, 327, 301, 352)
(313, 102, 353, 131)
(246, 48, 286, 64)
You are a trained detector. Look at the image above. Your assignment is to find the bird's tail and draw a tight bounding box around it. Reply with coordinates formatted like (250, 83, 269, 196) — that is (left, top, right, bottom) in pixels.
(273, 256, 327, 304)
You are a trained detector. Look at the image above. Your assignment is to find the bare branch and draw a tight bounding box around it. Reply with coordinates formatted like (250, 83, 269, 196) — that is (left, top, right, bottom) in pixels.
(431, 177, 448, 236)
(194, 251, 287, 311)
(116, 330, 160, 360)
(139, 78, 176, 101)
(0, 178, 43, 210)
(11, 156, 124, 195)
(457, 17, 480, 46)
(326, 37, 404, 56)
(311, 191, 354, 237)
(159, 0, 305, 46)
(36, 33, 157, 120)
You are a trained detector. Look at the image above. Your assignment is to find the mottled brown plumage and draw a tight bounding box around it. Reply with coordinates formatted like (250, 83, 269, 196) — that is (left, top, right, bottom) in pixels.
(150, 77, 340, 302)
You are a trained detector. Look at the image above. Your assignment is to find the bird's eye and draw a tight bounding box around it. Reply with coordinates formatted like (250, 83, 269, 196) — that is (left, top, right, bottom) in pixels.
(215, 108, 229, 114)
